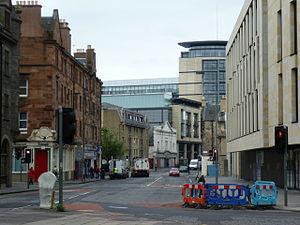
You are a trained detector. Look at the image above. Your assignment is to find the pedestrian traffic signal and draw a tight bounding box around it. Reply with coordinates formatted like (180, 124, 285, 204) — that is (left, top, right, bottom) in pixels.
(62, 107, 76, 144)
(15, 148, 23, 160)
(274, 125, 288, 154)
(24, 149, 32, 163)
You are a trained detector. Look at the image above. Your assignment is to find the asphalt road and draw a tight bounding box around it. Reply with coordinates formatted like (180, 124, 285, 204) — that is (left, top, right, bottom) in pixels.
(0, 170, 299, 225)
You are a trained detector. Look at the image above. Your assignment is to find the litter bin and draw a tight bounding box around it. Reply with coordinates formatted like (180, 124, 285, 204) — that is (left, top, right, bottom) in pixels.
(38, 172, 57, 209)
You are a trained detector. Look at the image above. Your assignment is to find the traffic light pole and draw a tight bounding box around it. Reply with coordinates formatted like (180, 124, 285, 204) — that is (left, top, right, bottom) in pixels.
(27, 162, 29, 189)
(284, 139, 288, 207)
(215, 149, 218, 184)
(58, 107, 63, 206)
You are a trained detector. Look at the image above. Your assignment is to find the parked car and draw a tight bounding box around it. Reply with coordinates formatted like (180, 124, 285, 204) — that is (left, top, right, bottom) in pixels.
(169, 167, 180, 177)
(179, 165, 188, 172)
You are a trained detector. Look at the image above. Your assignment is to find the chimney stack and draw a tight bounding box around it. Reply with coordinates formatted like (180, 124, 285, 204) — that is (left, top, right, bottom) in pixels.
(59, 19, 71, 53)
(18, 0, 43, 37)
(86, 45, 96, 74)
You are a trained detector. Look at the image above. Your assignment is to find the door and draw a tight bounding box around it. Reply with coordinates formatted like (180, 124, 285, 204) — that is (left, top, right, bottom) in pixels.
(35, 149, 48, 181)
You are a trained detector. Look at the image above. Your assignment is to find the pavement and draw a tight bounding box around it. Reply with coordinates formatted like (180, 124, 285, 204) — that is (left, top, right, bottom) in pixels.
(23, 212, 179, 225)
(0, 178, 102, 195)
(204, 175, 300, 212)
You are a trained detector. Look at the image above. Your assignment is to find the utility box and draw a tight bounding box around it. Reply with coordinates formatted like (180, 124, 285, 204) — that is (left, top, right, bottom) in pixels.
(38, 172, 57, 209)
(201, 156, 212, 176)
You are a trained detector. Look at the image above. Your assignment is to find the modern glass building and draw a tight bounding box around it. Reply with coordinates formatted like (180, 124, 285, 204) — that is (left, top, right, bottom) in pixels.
(102, 78, 179, 126)
(179, 41, 227, 105)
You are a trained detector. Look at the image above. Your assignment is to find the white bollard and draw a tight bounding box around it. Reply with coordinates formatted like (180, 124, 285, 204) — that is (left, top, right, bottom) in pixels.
(38, 172, 57, 209)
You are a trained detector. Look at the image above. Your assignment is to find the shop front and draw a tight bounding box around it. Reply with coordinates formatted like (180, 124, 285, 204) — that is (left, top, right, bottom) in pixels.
(13, 127, 75, 182)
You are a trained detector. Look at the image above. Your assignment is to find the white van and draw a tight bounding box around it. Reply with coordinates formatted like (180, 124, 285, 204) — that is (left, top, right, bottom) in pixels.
(189, 159, 200, 170)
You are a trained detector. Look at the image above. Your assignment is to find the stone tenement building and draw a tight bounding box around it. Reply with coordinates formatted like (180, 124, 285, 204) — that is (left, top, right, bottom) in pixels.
(102, 103, 149, 165)
(0, 0, 21, 188)
(13, 2, 102, 181)
(227, 0, 300, 188)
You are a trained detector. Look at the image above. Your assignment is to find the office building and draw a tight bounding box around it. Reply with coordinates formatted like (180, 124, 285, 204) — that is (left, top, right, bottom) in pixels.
(226, 0, 300, 188)
(178, 41, 227, 105)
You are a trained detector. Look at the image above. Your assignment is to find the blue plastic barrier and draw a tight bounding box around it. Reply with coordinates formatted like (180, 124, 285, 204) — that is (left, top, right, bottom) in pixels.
(250, 181, 277, 206)
(207, 165, 218, 177)
(205, 183, 249, 206)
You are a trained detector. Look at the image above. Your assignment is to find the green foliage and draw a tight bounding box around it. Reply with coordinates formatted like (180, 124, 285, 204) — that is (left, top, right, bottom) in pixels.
(101, 128, 125, 160)
(55, 203, 65, 212)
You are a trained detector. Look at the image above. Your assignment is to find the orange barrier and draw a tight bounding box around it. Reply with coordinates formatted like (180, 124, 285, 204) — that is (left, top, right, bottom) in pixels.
(181, 183, 206, 206)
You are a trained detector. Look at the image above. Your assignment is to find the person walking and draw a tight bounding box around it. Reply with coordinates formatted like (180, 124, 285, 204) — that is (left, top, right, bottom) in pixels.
(89, 166, 94, 179)
(28, 167, 35, 185)
(197, 175, 206, 184)
(94, 165, 100, 179)
(52, 165, 58, 178)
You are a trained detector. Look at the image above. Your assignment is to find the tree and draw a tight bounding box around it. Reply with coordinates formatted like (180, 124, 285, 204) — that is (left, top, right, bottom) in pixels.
(101, 128, 125, 161)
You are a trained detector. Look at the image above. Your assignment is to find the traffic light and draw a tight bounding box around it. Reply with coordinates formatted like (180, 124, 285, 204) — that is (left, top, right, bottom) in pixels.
(24, 149, 32, 163)
(212, 148, 217, 161)
(274, 125, 288, 154)
(62, 107, 76, 144)
(15, 148, 23, 160)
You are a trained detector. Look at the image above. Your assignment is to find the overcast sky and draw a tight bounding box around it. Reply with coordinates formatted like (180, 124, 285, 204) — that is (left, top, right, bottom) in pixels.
(14, 0, 244, 81)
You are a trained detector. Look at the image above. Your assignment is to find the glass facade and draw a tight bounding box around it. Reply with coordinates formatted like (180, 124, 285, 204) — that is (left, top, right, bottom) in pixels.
(202, 59, 226, 105)
(134, 108, 171, 126)
(102, 83, 178, 95)
(179, 41, 227, 105)
(102, 78, 179, 126)
(181, 45, 226, 58)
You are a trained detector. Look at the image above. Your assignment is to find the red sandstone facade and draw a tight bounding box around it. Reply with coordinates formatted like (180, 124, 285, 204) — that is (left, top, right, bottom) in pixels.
(13, 2, 102, 181)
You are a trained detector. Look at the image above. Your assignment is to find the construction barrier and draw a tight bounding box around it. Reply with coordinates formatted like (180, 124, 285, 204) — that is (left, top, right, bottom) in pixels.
(181, 183, 206, 206)
(250, 181, 277, 206)
(205, 184, 249, 206)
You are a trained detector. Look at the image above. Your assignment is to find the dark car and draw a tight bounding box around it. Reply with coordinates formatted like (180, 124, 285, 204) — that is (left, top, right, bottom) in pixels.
(179, 165, 188, 173)
(169, 167, 180, 177)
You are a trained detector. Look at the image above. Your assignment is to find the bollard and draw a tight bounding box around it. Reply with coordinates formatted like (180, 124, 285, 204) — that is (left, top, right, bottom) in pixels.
(38, 172, 57, 209)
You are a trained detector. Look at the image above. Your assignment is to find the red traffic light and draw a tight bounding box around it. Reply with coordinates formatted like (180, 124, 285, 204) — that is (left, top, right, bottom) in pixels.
(15, 148, 23, 160)
(274, 125, 288, 154)
(275, 130, 283, 138)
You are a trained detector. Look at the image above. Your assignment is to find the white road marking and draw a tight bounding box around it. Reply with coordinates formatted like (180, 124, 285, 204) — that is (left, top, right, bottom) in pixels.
(146, 177, 162, 187)
(11, 204, 31, 211)
(109, 206, 128, 209)
(78, 209, 96, 212)
(67, 191, 91, 200)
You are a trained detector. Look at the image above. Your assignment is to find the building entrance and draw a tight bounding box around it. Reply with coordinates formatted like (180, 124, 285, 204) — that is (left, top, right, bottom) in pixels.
(34, 149, 48, 181)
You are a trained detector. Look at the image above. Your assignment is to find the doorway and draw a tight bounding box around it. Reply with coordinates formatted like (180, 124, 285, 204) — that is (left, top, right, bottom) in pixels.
(34, 149, 48, 181)
(0, 139, 10, 187)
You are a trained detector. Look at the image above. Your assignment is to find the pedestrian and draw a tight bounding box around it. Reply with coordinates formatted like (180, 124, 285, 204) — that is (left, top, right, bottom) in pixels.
(100, 167, 105, 179)
(52, 165, 58, 177)
(89, 166, 94, 179)
(197, 175, 206, 184)
(28, 167, 35, 185)
(94, 165, 100, 179)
